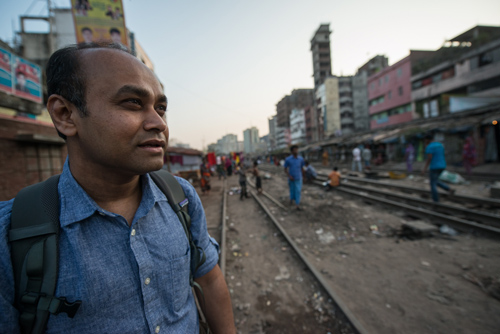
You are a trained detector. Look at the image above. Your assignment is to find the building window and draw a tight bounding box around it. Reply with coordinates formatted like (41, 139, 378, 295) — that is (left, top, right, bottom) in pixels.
(379, 78, 382, 86)
(388, 90, 392, 100)
(397, 68, 402, 77)
(370, 82, 375, 91)
(385, 75, 389, 83)
(398, 86, 403, 96)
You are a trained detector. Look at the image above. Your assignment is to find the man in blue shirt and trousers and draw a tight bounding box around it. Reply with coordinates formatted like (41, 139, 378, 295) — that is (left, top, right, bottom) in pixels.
(0, 43, 235, 333)
(284, 145, 306, 211)
(422, 134, 455, 202)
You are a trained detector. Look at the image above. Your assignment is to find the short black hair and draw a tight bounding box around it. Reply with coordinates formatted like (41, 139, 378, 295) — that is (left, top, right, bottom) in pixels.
(333, 166, 338, 171)
(109, 28, 120, 35)
(290, 145, 298, 152)
(253, 161, 258, 167)
(305, 160, 309, 166)
(46, 42, 131, 139)
(81, 27, 92, 33)
(424, 134, 433, 141)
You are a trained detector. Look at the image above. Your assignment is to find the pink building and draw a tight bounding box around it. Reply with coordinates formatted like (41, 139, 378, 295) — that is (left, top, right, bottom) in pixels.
(368, 55, 413, 129)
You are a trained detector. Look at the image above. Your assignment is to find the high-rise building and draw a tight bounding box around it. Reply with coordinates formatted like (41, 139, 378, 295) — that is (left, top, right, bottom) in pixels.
(311, 24, 332, 89)
(316, 77, 341, 138)
(276, 89, 314, 129)
(289, 109, 307, 145)
(268, 115, 277, 151)
(357, 55, 389, 77)
(243, 127, 259, 153)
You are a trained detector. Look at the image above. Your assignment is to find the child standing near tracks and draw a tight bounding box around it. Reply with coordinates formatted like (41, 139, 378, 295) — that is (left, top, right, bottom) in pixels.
(235, 163, 250, 200)
(252, 161, 263, 194)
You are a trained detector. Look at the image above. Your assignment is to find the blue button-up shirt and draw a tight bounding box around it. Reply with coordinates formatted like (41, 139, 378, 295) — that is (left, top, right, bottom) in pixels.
(284, 155, 305, 181)
(0, 160, 219, 333)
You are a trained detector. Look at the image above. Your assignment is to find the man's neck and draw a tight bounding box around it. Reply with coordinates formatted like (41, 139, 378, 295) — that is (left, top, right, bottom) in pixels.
(68, 157, 143, 226)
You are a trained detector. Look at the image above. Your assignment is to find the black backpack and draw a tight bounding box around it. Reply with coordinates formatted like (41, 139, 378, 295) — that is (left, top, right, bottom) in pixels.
(8, 169, 206, 334)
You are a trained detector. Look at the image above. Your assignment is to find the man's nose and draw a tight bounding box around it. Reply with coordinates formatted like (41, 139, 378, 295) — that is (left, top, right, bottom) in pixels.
(143, 108, 167, 132)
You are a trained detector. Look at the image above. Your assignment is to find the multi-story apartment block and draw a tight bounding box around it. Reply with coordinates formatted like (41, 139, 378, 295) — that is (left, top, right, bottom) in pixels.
(411, 26, 500, 117)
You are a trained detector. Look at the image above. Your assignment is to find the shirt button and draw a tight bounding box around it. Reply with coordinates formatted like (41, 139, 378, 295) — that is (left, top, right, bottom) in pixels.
(145, 277, 151, 285)
(131, 229, 136, 236)
(155, 326, 160, 333)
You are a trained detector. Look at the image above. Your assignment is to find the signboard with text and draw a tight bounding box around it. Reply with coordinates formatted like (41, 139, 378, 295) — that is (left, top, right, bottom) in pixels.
(70, 0, 128, 47)
(0, 47, 42, 104)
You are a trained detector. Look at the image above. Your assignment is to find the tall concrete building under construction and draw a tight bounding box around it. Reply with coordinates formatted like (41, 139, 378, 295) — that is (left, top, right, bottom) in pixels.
(311, 24, 332, 88)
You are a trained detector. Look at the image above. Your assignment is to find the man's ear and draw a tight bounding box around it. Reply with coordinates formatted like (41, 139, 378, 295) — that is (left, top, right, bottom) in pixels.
(47, 94, 79, 138)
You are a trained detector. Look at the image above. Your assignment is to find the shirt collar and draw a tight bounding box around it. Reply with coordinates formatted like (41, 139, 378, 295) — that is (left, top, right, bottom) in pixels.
(58, 158, 167, 227)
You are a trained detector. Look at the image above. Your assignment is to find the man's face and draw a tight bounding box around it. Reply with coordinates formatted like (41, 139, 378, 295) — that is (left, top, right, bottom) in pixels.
(71, 49, 168, 175)
(17, 73, 26, 87)
(292, 147, 298, 156)
(82, 30, 93, 43)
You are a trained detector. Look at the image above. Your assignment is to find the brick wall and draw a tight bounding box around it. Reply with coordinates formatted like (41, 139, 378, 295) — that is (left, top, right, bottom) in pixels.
(0, 116, 67, 201)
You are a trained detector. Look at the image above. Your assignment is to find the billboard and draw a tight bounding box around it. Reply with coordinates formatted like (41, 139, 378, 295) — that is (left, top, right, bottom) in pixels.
(0, 47, 42, 104)
(0, 48, 13, 94)
(70, 0, 128, 47)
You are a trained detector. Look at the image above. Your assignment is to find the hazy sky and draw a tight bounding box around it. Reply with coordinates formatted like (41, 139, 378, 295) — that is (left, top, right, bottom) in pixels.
(2, 0, 500, 150)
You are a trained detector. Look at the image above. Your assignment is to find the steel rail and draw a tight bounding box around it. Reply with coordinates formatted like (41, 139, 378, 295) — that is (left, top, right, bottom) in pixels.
(335, 182, 500, 228)
(250, 189, 368, 334)
(334, 175, 500, 208)
(246, 179, 287, 210)
(260, 164, 500, 208)
(220, 179, 227, 277)
(310, 180, 500, 235)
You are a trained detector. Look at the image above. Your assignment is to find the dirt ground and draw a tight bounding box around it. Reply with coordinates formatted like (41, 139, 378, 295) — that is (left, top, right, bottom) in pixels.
(255, 166, 500, 334)
(200, 175, 355, 334)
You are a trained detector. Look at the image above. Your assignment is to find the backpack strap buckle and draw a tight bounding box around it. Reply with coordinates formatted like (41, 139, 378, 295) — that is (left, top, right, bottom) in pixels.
(45, 296, 82, 318)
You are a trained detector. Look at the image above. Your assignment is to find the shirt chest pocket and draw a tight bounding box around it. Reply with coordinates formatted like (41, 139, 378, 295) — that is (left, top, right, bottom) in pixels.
(167, 251, 192, 314)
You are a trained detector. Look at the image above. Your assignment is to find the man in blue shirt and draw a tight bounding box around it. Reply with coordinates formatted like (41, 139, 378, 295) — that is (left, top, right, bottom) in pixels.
(422, 134, 454, 202)
(284, 145, 305, 210)
(0, 43, 235, 333)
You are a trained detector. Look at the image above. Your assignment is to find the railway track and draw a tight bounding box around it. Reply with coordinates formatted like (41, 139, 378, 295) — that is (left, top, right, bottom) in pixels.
(246, 181, 368, 334)
(259, 164, 500, 236)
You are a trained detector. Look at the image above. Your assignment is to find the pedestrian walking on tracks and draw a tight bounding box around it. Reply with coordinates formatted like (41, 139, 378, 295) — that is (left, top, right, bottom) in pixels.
(422, 134, 455, 202)
(284, 145, 305, 210)
(352, 146, 362, 172)
(0, 42, 235, 334)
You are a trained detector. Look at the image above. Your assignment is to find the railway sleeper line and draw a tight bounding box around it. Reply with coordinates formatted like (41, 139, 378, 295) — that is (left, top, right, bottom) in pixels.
(247, 188, 369, 334)
(259, 165, 500, 236)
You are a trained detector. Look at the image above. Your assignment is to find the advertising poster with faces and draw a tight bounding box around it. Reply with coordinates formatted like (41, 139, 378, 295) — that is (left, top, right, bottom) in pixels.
(0, 47, 42, 104)
(71, 0, 128, 47)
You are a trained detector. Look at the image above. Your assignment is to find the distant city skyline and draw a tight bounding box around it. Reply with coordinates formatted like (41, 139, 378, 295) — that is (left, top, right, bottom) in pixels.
(1, 0, 499, 150)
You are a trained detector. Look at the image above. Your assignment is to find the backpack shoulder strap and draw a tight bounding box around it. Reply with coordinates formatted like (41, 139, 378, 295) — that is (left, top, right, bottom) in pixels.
(9, 175, 81, 334)
(150, 170, 206, 281)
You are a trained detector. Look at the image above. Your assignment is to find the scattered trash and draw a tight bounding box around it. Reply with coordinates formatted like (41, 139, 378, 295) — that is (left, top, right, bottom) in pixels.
(439, 170, 466, 184)
(440, 225, 458, 236)
(386, 304, 391, 309)
(264, 173, 271, 179)
(370, 225, 378, 232)
(318, 232, 335, 244)
(280, 217, 285, 221)
(266, 300, 271, 306)
(231, 244, 241, 252)
(421, 261, 431, 267)
(315, 228, 324, 235)
(244, 252, 249, 257)
(274, 266, 291, 281)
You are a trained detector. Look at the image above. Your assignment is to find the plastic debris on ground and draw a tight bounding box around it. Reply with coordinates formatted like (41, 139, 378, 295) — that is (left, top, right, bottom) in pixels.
(274, 265, 291, 281)
(440, 224, 459, 236)
(318, 232, 335, 244)
(439, 170, 467, 184)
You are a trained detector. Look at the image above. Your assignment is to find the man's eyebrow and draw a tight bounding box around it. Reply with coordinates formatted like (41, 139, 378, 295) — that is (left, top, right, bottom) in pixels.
(114, 85, 167, 104)
(115, 85, 150, 98)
